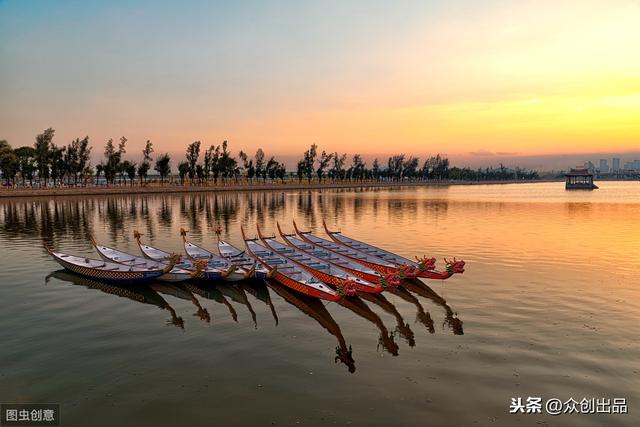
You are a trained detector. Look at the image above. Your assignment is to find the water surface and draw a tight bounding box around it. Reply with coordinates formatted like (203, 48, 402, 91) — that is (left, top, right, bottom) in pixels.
(0, 182, 638, 426)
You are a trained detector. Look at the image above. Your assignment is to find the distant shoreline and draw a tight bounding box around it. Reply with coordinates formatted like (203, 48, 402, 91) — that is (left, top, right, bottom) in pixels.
(0, 179, 568, 199)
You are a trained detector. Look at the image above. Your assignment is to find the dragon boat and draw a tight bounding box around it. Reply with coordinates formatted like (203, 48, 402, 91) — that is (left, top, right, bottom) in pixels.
(319, 220, 465, 280)
(89, 235, 193, 282)
(257, 225, 378, 294)
(277, 223, 394, 291)
(241, 227, 342, 302)
(133, 231, 236, 281)
(213, 226, 270, 279)
(180, 229, 246, 281)
(45, 242, 177, 282)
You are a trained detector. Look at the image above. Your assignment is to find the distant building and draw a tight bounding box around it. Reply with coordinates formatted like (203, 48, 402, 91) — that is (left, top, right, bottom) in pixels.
(585, 161, 596, 174)
(599, 159, 609, 174)
(565, 166, 598, 190)
(612, 158, 621, 172)
(634, 160, 640, 170)
(624, 161, 634, 170)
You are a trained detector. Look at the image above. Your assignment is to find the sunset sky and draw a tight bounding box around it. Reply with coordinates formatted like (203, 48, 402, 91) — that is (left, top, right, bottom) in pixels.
(1, 0, 639, 168)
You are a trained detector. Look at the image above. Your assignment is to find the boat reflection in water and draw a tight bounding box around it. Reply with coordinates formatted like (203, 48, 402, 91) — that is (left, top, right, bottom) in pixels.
(185, 283, 239, 323)
(46, 268, 463, 373)
(151, 283, 211, 323)
(267, 281, 357, 373)
(218, 283, 258, 328)
(337, 295, 399, 356)
(405, 279, 464, 335)
(386, 285, 435, 334)
(46, 270, 185, 329)
(241, 282, 279, 326)
(359, 293, 416, 347)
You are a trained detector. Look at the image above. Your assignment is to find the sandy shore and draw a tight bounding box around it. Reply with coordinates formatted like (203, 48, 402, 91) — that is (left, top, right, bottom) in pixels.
(0, 179, 561, 199)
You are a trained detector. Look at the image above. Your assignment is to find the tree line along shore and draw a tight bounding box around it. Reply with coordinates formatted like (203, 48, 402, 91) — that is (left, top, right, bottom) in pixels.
(1, 128, 543, 190)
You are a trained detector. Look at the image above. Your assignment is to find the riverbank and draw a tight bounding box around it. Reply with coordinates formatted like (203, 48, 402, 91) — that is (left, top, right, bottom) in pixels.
(0, 179, 563, 199)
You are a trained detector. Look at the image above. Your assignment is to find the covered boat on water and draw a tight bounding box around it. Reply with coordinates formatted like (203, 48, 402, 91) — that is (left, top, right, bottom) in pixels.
(320, 220, 465, 280)
(133, 231, 235, 281)
(89, 235, 192, 282)
(242, 227, 341, 302)
(45, 242, 176, 282)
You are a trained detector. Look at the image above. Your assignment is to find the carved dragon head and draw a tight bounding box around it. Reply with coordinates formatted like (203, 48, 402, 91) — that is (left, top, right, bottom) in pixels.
(445, 257, 465, 274)
(336, 279, 358, 297)
(379, 273, 401, 289)
(415, 255, 437, 272)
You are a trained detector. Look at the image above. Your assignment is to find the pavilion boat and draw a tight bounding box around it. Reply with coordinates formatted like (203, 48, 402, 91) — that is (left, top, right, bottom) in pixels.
(320, 220, 465, 280)
(89, 235, 193, 282)
(133, 231, 235, 281)
(45, 242, 176, 282)
(257, 225, 375, 294)
(277, 223, 392, 291)
(180, 229, 246, 281)
(241, 227, 341, 302)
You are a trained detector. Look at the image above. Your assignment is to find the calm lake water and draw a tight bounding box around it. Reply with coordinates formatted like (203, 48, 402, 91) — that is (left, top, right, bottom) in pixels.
(0, 182, 638, 426)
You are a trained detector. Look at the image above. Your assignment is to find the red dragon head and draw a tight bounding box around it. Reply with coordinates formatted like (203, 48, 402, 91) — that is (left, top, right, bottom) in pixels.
(336, 279, 358, 297)
(379, 273, 402, 289)
(415, 255, 437, 272)
(189, 258, 209, 278)
(398, 264, 420, 279)
(445, 258, 465, 274)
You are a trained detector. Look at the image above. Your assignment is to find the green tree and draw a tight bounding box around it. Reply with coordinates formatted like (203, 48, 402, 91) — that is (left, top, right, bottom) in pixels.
(218, 141, 237, 181)
(266, 156, 278, 181)
(185, 141, 201, 183)
(351, 154, 366, 181)
(255, 148, 265, 182)
(138, 140, 154, 184)
(330, 152, 346, 181)
(177, 161, 189, 184)
(301, 144, 317, 183)
(95, 163, 104, 185)
(154, 153, 171, 185)
(387, 155, 405, 180)
(34, 128, 55, 186)
(316, 151, 332, 182)
(239, 150, 255, 183)
(372, 158, 380, 181)
(82, 164, 94, 185)
(103, 138, 126, 184)
(64, 139, 79, 183)
(0, 140, 18, 186)
(208, 145, 221, 184)
(49, 145, 66, 185)
(196, 164, 205, 183)
(76, 137, 92, 184)
(116, 137, 128, 184)
(203, 145, 215, 182)
(275, 162, 287, 182)
(402, 156, 419, 180)
(122, 160, 137, 186)
(14, 146, 36, 185)
(296, 160, 305, 182)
